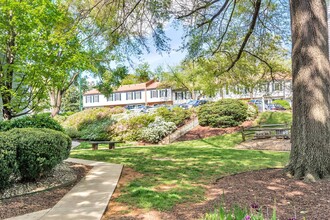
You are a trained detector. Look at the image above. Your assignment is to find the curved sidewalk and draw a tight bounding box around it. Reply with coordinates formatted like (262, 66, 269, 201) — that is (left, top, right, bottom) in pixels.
(6, 158, 123, 220)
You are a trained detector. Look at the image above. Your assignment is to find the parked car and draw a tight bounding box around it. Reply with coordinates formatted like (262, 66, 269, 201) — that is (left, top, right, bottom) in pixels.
(267, 104, 286, 111)
(248, 99, 262, 105)
(130, 105, 150, 113)
(180, 100, 208, 109)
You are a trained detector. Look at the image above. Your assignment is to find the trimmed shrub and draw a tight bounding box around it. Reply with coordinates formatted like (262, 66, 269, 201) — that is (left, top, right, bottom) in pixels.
(0, 113, 64, 132)
(140, 117, 176, 143)
(155, 106, 191, 127)
(0, 133, 17, 190)
(62, 107, 125, 129)
(62, 107, 125, 140)
(272, 99, 291, 110)
(111, 113, 156, 141)
(198, 99, 248, 128)
(64, 126, 80, 139)
(7, 128, 71, 181)
(78, 117, 116, 140)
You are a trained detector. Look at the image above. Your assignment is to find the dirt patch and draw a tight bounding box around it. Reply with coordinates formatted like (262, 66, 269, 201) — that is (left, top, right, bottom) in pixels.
(102, 169, 330, 220)
(0, 162, 92, 219)
(236, 138, 291, 151)
(159, 169, 330, 220)
(177, 121, 253, 141)
(154, 184, 178, 192)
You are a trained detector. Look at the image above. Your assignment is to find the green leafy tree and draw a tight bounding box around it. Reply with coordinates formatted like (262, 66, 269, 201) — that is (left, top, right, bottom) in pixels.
(0, 0, 62, 120)
(161, 61, 204, 99)
(121, 63, 154, 85)
(61, 77, 89, 113)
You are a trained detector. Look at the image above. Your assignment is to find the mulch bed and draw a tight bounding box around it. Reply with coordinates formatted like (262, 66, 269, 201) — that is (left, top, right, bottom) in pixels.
(159, 169, 330, 220)
(177, 121, 253, 141)
(101, 169, 330, 220)
(0, 163, 92, 219)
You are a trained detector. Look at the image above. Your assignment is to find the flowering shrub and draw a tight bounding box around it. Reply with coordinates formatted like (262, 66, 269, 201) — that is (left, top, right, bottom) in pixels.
(140, 117, 176, 143)
(111, 113, 156, 141)
(246, 104, 258, 120)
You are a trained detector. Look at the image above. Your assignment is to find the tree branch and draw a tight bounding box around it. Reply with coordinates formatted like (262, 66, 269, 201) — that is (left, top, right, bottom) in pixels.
(225, 0, 261, 72)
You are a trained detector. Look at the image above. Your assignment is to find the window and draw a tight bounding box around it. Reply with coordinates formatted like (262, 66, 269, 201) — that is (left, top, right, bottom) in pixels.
(93, 95, 99, 102)
(258, 84, 266, 93)
(243, 88, 248, 94)
(114, 93, 121, 101)
(175, 92, 183, 100)
(185, 92, 192, 99)
(107, 93, 121, 101)
(159, 89, 168, 98)
(150, 90, 158, 98)
(273, 82, 283, 91)
(126, 92, 134, 100)
(86, 95, 99, 103)
(107, 94, 113, 102)
(86, 95, 92, 103)
(135, 91, 142, 99)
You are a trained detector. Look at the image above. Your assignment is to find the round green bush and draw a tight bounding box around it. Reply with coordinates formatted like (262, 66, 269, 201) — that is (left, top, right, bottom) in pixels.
(0, 113, 64, 132)
(198, 99, 248, 128)
(7, 128, 72, 181)
(0, 133, 17, 190)
(155, 106, 191, 127)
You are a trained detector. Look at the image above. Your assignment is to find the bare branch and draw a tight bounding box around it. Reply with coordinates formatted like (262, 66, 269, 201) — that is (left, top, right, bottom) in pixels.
(176, 0, 221, 19)
(225, 0, 262, 72)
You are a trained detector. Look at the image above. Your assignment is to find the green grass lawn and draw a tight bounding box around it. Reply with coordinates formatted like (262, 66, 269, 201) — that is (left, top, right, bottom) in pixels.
(71, 133, 289, 211)
(257, 111, 292, 125)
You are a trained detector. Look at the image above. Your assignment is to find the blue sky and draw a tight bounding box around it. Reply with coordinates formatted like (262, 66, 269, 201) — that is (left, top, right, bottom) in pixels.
(130, 25, 187, 71)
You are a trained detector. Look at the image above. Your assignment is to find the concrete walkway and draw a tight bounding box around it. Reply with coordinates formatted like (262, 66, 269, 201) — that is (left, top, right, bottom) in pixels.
(6, 158, 123, 220)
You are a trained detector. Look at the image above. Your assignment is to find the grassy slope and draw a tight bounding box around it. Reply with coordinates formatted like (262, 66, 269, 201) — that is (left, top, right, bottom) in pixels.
(71, 132, 289, 211)
(256, 111, 292, 125)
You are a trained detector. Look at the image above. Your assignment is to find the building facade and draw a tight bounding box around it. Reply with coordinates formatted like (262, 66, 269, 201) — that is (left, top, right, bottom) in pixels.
(83, 79, 292, 109)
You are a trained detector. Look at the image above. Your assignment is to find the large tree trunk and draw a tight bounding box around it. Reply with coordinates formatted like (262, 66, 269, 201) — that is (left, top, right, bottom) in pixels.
(286, 0, 330, 180)
(49, 90, 64, 117)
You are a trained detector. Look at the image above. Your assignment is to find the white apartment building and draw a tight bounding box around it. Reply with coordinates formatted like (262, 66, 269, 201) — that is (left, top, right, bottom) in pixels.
(83, 79, 292, 109)
(84, 80, 174, 108)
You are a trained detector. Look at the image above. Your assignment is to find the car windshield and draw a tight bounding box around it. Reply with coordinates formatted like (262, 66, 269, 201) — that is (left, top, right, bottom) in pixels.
(187, 100, 198, 105)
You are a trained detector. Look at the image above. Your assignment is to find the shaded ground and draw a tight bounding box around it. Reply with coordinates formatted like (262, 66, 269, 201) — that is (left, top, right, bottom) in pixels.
(103, 169, 330, 220)
(236, 138, 291, 151)
(177, 121, 253, 141)
(0, 163, 92, 219)
(161, 169, 330, 220)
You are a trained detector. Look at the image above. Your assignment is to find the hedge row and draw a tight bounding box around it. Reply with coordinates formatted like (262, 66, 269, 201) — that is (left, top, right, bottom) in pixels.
(62, 107, 192, 142)
(0, 128, 71, 190)
(0, 114, 64, 132)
